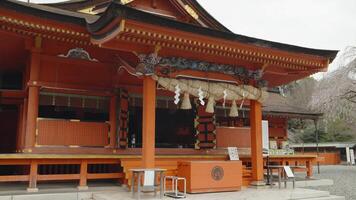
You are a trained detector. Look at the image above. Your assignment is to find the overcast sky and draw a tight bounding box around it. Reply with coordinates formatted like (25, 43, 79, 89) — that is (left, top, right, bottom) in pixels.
(197, 0, 356, 51)
(18, 0, 356, 75)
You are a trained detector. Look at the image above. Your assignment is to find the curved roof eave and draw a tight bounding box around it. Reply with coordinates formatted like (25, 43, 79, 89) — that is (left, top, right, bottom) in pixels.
(1, 0, 338, 61)
(0, 0, 98, 26)
(88, 2, 338, 61)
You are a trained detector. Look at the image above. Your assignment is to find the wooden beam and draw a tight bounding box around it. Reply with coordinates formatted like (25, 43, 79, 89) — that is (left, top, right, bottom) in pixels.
(142, 77, 156, 168)
(87, 173, 124, 179)
(16, 104, 24, 151)
(78, 160, 88, 190)
(109, 95, 117, 148)
(0, 175, 29, 182)
(24, 51, 40, 152)
(37, 174, 80, 181)
(249, 100, 264, 185)
(27, 160, 38, 192)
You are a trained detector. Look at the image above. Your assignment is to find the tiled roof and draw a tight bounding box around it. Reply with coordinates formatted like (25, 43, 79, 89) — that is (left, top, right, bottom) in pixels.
(263, 92, 322, 118)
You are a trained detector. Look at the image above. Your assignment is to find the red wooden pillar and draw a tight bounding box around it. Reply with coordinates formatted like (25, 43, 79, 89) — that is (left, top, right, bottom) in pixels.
(109, 95, 117, 148)
(78, 160, 88, 190)
(21, 98, 28, 151)
(306, 160, 313, 178)
(27, 160, 38, 192)
(142, 77, 156, 168)
(250, 100, 264, 185)
(16, 104, 24, 151)
(24, 51, 40, 152)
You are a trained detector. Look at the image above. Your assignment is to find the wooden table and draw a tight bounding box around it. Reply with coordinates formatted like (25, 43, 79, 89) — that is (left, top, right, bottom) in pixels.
(130, 168, 166, 200)
(267, 155, 316, 178)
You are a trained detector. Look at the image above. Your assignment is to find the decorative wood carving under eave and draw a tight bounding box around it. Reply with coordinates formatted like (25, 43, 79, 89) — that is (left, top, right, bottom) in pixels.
(135, 54, 268, 88)
(58, 48, 98, 62)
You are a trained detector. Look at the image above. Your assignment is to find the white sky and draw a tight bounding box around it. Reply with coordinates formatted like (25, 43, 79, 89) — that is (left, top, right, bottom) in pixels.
(18, 0, 356, 75)
(197, 0, 356, 51)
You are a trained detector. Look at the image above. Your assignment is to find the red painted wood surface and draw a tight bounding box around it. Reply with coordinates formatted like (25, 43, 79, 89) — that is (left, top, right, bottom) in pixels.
(216, 127, 251, 148)
(118, 89, 129, 148)
(39, 55, 113, 90)
(177, 161, 242, 193)
(266, 116, 287, 138)
(297, 152, 341, 165)
(37, 119, 109, 146)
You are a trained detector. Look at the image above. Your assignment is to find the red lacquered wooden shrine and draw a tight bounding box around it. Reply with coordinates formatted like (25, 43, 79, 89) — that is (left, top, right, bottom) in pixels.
(0, 0, 337, 191)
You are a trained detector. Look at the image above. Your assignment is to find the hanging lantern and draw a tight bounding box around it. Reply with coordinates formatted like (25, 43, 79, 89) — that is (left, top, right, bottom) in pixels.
(181, 92, 192, 110)
(205, 96, 215, 113)
(229, 100, 238, 117)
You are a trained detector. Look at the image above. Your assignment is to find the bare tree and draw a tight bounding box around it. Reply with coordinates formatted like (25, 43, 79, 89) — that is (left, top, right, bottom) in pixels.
(309, 47, 356, 124)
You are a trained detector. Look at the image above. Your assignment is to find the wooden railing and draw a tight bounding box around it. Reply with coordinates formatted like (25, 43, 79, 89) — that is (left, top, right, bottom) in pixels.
(36, 118, 109, 147)
(0, 158, 124, 191)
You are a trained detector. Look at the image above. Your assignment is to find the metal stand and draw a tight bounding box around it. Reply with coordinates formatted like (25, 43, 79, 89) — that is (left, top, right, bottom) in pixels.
(164, 176, 186, 198)
(266, 155, 271, 185)
(314, 119, 320, 174)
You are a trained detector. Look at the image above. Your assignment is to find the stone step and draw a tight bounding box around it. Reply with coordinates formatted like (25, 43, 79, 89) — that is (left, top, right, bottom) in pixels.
(289, 189, 330, 200)
(298, 195, 345, 200)
(273, 179, 334, 189)
(0, 192, 92, 200)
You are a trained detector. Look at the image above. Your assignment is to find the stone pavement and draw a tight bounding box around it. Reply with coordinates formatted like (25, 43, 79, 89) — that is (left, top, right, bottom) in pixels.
(0, 173, 345, 200)
(93, 187, 343, 200)
(303, 165, 356, 200)
(0, 186, 344, 200)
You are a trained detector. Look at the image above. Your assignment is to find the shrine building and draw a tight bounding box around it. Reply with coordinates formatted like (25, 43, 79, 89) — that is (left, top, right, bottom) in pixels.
(0, 0, 338, 192)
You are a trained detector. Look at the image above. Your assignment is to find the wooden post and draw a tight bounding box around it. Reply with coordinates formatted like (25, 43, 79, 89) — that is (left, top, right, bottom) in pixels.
(78, 160, 88, 190)
(16, 104, 24, 151)
(24, 51, 40, 152)
(142, 77, 156, 168)
(27, 160, 38, 192)
(250, 100, 265, 185)
(306, 160, 313, 178)
(109, 95, 117, 148)
(21, 98, 28, 151)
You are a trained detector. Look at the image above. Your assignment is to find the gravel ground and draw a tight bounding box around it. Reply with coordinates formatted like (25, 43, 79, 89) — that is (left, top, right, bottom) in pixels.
(303, 165, 356, 200)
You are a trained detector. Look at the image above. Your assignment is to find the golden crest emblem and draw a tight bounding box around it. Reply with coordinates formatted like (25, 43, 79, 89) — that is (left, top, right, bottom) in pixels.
(211, 166, 224, 181)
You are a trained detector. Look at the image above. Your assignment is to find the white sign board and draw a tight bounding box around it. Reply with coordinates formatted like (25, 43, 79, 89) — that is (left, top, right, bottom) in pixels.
(228, 147, 239, 161)
(283, 166, 295, 178)
(350, 149, 355, 165)
(143, 170, 155, 186)
(262, 120, 269, 155)
(346, 147, 351, 164)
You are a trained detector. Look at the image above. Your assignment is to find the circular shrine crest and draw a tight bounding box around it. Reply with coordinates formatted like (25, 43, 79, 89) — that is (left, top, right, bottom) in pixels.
(211, 166, 224, 181)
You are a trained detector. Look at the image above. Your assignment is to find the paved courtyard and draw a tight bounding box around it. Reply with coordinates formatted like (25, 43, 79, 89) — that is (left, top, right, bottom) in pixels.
(303, 165, 356, 200)
(93, 187, 334, 200)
